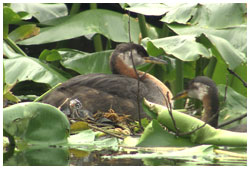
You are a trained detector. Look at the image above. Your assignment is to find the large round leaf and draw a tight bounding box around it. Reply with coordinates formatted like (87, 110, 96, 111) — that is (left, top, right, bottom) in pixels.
(9, 24, 40, 42)
(127, 3, 246, 28)
(126, 3, 198, 24)
(161, 3, 246, 28)
(159, 3, 197, 24)
(3, 6, 23, 38)
(144, 36, 211, 61)
(3, 6, 22, 25)
(59, 49, 113, 74)
(17, 9, 142, 45)
(189, 3, 246, 28)
(10, 3, 68, 23)
(3, 102, 70, 144)
(203, 34, 246, 70)
(168, 24, 247, 55)
(144, 32, 245, 70)
(125, 3, 170, 16)
(4, 56, 68, 87)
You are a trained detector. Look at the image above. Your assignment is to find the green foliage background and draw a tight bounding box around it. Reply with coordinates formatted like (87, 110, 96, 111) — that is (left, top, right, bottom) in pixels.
(3, 3, 247, 133)
(3, 3, 247, 165)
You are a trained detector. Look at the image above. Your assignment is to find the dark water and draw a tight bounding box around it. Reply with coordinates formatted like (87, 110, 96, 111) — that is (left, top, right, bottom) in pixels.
(69, 150, 144, 166)
(3, 146, 247, 166)
(3, 146, 144, 166)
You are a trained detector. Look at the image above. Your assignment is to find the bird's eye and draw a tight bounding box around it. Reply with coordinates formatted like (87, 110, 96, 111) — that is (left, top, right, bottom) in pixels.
(190, 85, 198, 90)
(75, 102, 82, 109)
(75, 103, 81, 109)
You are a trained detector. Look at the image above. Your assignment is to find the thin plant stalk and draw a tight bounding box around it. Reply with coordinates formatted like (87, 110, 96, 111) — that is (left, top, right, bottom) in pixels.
(33, 83, 62, 102)
(90, 3, 103, 52)
(105, 39, 112, 50)
(174, 59, 184, 109)
(205, 57, 217, 78)
(138, 14, 148, 38)
(70, 3, 81, 15)
(160, 23, 169, 38)
(4, 37, 27, 56)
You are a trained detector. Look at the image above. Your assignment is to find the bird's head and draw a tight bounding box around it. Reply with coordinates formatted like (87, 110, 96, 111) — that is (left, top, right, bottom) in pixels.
(110, 43, 168, 74)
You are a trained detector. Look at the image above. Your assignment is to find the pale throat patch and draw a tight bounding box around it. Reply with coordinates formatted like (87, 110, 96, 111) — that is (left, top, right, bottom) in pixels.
(188, 82, 210, 100)
(118, 49, 145, 67)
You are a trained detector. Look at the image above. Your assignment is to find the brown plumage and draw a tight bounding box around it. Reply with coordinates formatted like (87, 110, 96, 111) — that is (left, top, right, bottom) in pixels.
(42, 43, 172, 120)
(173, 76, 219, 128)
(173, 76, 247, 132)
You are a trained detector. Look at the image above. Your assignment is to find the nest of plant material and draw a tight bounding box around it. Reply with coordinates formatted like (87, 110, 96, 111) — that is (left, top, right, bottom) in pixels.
(69, 108, 136, 138)
(94, 109, 131, 124)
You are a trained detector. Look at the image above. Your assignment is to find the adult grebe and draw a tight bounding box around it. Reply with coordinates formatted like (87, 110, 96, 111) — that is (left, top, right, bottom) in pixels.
(173, 76, 219, 127)
(173, 76, 247, 132)
(42, 43, 173, 120)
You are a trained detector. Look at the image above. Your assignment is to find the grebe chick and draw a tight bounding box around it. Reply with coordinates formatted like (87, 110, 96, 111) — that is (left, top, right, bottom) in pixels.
(42, 43, 173, 120)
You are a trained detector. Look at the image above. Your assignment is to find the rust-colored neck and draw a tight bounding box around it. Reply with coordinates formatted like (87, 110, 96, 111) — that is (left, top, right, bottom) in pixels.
(114, 57, 139, 79)
(114, 57, 173, 107)
(201, 94, 219, 128)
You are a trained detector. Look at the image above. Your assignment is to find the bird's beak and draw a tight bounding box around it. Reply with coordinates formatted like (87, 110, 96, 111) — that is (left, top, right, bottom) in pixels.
(172, 90, 188, 100)
(144, 56, 168, 64)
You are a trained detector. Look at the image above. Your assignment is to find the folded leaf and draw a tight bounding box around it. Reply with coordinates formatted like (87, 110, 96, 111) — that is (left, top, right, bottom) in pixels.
(143, 98, 247, 146)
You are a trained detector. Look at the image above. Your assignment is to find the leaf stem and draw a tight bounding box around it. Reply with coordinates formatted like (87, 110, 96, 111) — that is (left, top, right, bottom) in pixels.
(4, 37, 27, 56)
(174, 59, 184, 109)
(105, 39, 112, 50)
(70, 3, 81, 15)
(160, 23, 169, 38)
(33, 83, 62, 102)
(138, 14, 148, 38)
(90, 3, 103, 52)
(205, 57, 217, 78)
